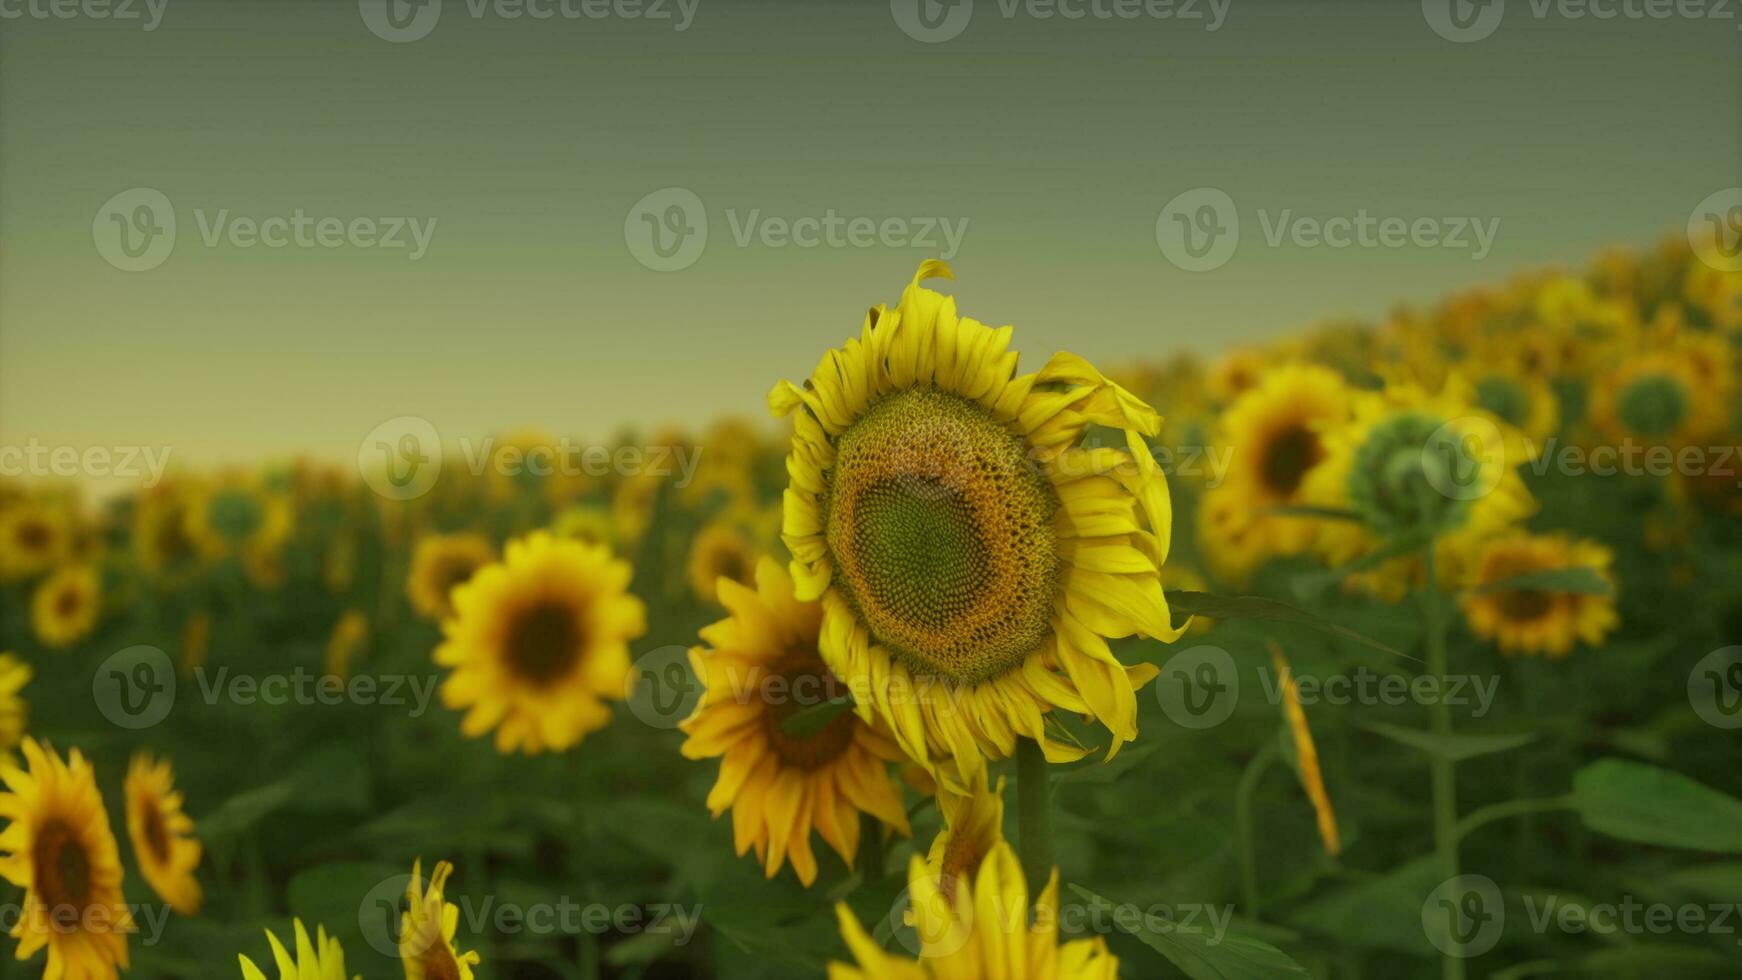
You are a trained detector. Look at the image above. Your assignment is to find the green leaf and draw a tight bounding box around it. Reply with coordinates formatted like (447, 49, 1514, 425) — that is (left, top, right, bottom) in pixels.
(1362, 722, 1537, 762)
(1573, 759, 1742, 853)
(1068, 884, 1309, 980)
(1285, 856, 1443, 954)
(1470, 566, 1612, 597)
(1165, 590, 1410, 660)
(779, 696, 853, 737)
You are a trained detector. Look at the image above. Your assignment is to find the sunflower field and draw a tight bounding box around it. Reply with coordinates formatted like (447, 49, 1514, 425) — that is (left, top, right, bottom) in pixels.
(2, 235, 1741, 980)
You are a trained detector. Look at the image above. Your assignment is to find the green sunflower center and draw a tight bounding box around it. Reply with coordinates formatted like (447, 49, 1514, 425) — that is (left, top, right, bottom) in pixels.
(1347, 412, 1477, 537)
(502, 600, 584, 686)
(825, 387, 1060, 684)
(1259, 424, 1322, 497)
(1616, 374, 1689, 438)
(1475, 376, 1530, 429)
(33, 819, 92, 912)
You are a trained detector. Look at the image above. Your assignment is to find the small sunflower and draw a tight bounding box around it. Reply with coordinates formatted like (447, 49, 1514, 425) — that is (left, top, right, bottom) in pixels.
(132, 482, 202, 580)
(830, 842, 1119, 980)
(186, 473, 293, 564)
(686, 520, 758, 605)
(0, 498, 72, 583)
(927, 767, 1006, 904)
(239, 920, 356, 980)
(550, 505, 615, 548)
(1458, 533, 1618, 657)
(769, 261, 1179, 781)
(436, 532, 647, 754)
(0, 652, 31, 757)
(1206, 347, 1269, 405)
(681, 558, 911, 886)
(400, 859, 480, 980)
(1214, 364, 1351, 556)
(1467, 366, 1559, 446)
(1589, 346, 1725, 450)
(124, 751, 202, 915)
(1194, 485, 1273, 587)
(406, 534, 496, 622)
(0, 739, 133, 980)
(32, 564, 102, 650)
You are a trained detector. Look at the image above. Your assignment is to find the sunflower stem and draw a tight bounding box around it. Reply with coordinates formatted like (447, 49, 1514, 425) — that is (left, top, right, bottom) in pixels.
(1235, 740, 1280, 921)
(1016, 737, 1054, 895)
(858, 813, 886, 882)
(1422, 538, 1466, 980)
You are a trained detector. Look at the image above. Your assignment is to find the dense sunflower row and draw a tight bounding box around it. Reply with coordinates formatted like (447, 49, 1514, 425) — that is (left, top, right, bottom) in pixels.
(0, 234, 1735, 976)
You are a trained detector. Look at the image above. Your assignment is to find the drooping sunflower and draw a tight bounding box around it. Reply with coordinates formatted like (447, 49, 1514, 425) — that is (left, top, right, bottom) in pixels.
(239, 921, 356, 980)
(0, 739, 133, 980)
(1588, 344, 1726, 450)
(0, 653, 31, 760)
(0, 497, 72, 583)
(406, 534, 496, 622)
(681, 558, 911, 886)
(124, 751, 202, 915)
(32, 564, 102, 650)
(399, 859, 480, 980)
(926, 766, 1006, 904)
(1458, 533, 1618, 657)
(436, 531, 646, 754)
(1268, 643, 1340, 856)
(686, 520, 758, 605)
(830, 842, 1119, 980)
(769, 261, 1179, 780)
(1213, 363, 1351, 557)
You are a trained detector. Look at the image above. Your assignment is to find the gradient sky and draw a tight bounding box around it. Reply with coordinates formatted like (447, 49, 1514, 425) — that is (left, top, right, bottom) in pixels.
(2, 0, 1738, 476)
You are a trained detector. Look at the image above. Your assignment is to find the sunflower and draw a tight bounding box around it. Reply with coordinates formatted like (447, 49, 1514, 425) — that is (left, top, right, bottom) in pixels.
(32, 564, 102, 650)
(0, 739, 133, 980)
(239, 921, 356, 980)
(436, 531, 646, 754)
(406, 534, 496, 622)
(1589, 345, 1727, 450)
(830, 842, 1119, 980)
(1213, 364, 1351, 557)
(482, 426, 562, 503)
(926, 767, 1006, 904)
(400, 859, 480, 980)
(325, 611, 370, 681)
(1458, 533, 1618, 657)
(1194, 485, 1273, 587)
(686, 520, 758, 605)
(1206, 347, 1268, 405)
(185, 473, 293, 564)
(611, 468, 664, 546)
(550, 504, 615, 548)
(681, 558, 911, 886)
(124, 751, 202, 915)
(132, 482, 202, 580)
(0, 497, 72, 583)
(0, 653, 31, 758)
(769, 261, 1179, 781)
(1467, 365, 1559, 446)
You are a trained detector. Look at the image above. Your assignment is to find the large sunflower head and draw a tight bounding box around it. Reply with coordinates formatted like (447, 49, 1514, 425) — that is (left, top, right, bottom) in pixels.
(124, 751, 203, 916)
(399, 859, 480, 980)
(1458, 533, 1618, 658)
(239, 920, 356, 980)
(406, 534, 497, 622)
(769, 261, 1179, 781)
(32, 564, 102, 650)
(680, 558, 911, 887)
(0, 652, 32, 755)
(0, 739, 133, 979)
(831, 842, 1119, 980)
(435, 531, 647, 754)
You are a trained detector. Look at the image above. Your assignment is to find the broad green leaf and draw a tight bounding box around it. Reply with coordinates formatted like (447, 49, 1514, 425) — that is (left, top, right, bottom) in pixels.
(1471, 566, 1612, 597)
(1068, 884, 1310, 980)
(1286, 856, 1442, 955)
(1165, 591, 1408, 659)
(1363, 722, 1537, 762)
(1574, 759, 1742, 853)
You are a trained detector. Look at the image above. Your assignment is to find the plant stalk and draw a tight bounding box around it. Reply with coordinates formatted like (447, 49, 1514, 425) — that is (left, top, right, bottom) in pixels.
(1016, 737, 1054, 896)
(1423, 539, 1466, 980)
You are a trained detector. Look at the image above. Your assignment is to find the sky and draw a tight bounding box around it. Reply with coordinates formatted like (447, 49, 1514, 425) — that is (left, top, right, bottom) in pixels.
(2, 0, 1738, 477)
